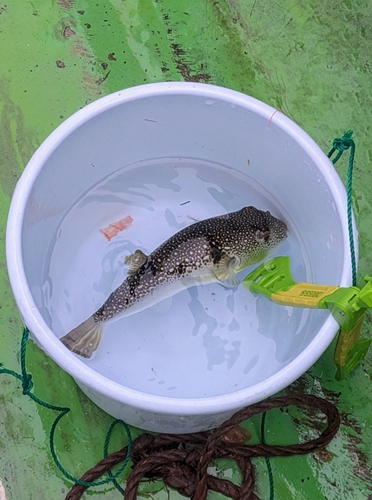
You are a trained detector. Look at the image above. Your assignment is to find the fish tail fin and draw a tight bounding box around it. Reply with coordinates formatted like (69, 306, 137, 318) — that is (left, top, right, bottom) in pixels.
(60, 316, 104, 358)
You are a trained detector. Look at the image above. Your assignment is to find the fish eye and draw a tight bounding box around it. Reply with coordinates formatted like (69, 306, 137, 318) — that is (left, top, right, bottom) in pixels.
(255, 230, 271, 243)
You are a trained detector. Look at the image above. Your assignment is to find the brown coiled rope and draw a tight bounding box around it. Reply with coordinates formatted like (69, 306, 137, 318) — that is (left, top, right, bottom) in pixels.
(65, 394, 340, 500)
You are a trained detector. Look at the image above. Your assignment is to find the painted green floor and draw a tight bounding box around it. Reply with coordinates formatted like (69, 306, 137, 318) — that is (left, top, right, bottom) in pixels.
(1, 1, 372, 499)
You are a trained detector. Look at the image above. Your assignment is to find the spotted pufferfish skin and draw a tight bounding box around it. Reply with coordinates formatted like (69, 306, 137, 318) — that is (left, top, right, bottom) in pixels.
(60, 206, 287, 358)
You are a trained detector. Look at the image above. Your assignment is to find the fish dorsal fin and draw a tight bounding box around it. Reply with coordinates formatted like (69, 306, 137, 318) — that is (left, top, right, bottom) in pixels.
(124, 249, 148, 275)
(213, 254, 241, 288)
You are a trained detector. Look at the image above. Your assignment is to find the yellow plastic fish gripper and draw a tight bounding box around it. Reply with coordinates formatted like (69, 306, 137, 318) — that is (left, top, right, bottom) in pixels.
(243, 256, 372, 380)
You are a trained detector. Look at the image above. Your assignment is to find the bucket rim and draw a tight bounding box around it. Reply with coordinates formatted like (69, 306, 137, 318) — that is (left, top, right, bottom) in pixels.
(6, 82, 355, 416)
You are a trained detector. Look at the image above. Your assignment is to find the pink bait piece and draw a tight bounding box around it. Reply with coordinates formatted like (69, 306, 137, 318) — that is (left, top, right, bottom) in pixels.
(100, 215, 134, 241)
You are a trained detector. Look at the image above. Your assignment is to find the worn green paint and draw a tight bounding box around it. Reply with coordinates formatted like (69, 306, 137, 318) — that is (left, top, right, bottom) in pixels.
(0, 0, 372, 499)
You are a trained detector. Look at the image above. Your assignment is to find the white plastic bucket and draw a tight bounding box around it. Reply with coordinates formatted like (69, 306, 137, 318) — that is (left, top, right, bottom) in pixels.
(6, 82, 354, 433)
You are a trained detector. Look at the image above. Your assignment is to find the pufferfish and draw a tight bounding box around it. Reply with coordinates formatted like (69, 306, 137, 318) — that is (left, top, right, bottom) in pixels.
(60, 206, 287, 358)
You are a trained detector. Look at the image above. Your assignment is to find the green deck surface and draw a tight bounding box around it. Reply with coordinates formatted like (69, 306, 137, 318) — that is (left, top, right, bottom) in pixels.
(1, 1, 372, 499)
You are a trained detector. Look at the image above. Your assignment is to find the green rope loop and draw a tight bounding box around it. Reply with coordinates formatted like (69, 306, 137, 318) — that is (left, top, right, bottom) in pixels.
(21, 374, 33, 394)
(103, 419, 133, 495)
(0, 364, 24, 383)
(327, 130, 357, 286)
(0, 328, 132, 493)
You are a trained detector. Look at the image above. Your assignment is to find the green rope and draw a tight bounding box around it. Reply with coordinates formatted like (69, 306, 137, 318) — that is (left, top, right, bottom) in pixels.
(0, 328, 132, 492)
(260, 411, 274, 500)
(327, 129, 357, 286)
(103, 419, 131, 495)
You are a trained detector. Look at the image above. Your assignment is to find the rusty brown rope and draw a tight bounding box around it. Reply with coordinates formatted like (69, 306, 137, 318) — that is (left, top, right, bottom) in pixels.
(65, 394, 340, 500)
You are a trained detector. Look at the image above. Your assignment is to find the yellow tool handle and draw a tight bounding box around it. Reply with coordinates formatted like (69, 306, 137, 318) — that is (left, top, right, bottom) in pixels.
(271, 283, 340, 308)
(334, 313, 366, 367)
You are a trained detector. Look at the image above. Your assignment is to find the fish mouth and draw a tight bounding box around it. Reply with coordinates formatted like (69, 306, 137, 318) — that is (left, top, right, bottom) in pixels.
(272, 217, 288, 240)
(278, 216, 289, 235)
(266, 211, 288, 236)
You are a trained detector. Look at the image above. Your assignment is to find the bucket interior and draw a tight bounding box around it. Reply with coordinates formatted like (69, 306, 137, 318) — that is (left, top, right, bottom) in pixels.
(17, 87, 346, 400)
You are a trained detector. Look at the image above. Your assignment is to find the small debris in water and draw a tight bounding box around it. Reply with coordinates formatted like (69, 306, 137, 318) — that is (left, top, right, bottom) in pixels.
(187, 214, 200, 222)
(56, 60, 65, 68)
(108, 52, 117, 61)
(180, 200, 190, 206)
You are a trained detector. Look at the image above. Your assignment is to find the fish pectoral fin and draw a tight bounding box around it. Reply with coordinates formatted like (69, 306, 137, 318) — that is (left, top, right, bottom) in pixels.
(213, 255, 241, 288)
(124, 249, 148, 275)
(60, 316, 103, 358)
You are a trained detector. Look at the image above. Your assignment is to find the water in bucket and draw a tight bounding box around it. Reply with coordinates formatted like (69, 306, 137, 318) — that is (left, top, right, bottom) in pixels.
(44, 158, 313, 398)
